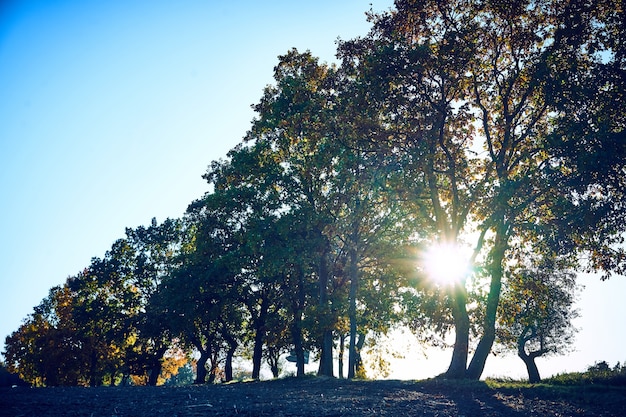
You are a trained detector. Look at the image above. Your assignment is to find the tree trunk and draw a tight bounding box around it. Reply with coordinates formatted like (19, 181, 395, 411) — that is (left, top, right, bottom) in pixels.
(338, 334, 345, 378)
(288, 266, 307, 377)
(252, 298, 269, 380)
(318, 247, 334, 377)
(89, 348, 99, 387)
(445, 281, 470, 379)
(355, 332, 366, 378)
(147, 346, 167, 386)
(520, 352, 541, 383)
(207, 349, 220, 384)
(347, 241, 359, 379)
(292, 268, 306, 377)
(109, 369, 117, 387)
(465, 272, 502, 379)
(270, 363, 279, 378)
(292, 311, 305, 377)
(319, 330, 334, 376)
(224, 336, 238, 382)
(195, 351, 209, 384)
(224, 351, 234, 382)
(264, 345, 281, 378)
(517, 327, 544, 383)
(268, 350, 280, 378)
(147, 361, 162, 386)
(466, 221, 507, 380)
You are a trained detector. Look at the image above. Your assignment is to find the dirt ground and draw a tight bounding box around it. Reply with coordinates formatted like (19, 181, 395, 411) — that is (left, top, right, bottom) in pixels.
(2, 377, 625, 417)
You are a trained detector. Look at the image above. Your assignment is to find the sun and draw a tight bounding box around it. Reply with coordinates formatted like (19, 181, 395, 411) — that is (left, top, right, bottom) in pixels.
(422, 242, 471, 286)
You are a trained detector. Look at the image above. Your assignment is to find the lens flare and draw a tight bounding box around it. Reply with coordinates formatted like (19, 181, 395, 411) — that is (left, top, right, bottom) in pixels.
(422, 242, 470, 286)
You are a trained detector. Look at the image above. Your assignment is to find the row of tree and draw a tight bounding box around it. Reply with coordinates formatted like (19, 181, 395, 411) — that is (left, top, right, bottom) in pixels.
(3, 0, 625, 386)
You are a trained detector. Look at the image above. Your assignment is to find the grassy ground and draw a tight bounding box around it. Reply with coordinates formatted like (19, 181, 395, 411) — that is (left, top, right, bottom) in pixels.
(5, 374, 624, 417)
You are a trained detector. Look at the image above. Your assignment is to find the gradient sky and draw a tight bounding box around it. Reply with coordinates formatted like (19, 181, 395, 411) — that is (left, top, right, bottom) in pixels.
(1, 0, 625, 380)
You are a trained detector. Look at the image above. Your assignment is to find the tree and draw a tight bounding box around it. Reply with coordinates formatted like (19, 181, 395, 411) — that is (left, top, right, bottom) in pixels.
(247, 48, 419, 379)
(246, 49, 345, 376)
(337, 0, 626, 379)
(68, 250, 138, 386)
(4, 220, 185, 387)
(189, 153, 290, 380)
(497, 256, 580, 383)
(3, 285, 88, 386)
(162, 189, 259, 384)
(125, 218, 184, 385)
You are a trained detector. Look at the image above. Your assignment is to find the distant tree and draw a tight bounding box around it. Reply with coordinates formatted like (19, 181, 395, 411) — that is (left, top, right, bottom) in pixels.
(165, 362, 195, 386)
(67, 241, 143, 386)
(3, 285, 87, 386)
(5, 218, 187, 387)
(498, 256, 580, 383)
(262, 306, 291, 378)
(125, 218, 185, 386)
(163, 195, 250, 384)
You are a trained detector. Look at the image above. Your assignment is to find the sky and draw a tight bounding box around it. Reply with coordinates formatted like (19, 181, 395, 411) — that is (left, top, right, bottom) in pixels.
(1, 0, 625, 381)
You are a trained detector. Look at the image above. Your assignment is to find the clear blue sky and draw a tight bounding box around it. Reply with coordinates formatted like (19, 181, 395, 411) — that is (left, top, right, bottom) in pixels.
(1, 0, 624, 379)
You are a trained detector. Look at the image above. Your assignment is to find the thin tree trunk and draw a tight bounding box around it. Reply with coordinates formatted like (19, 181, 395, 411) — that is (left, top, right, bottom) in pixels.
(338, 333, 345, 378)
(292, 268, 306, 377)
(270, 363, 279, 378)
(252, 298, 269, 380)
(446, 281, 470, 379)
(318, 247, 334, 377)
(355, 332, 366, 377)
(89, 348, 99, 387)
(347, 243, 359, 379)
(292, 311, 305, 377)
(466, 221, 507, 380)
(224, 335, 238, 382)
(207, 349, 220, 384)
(268, 349, 280, 378)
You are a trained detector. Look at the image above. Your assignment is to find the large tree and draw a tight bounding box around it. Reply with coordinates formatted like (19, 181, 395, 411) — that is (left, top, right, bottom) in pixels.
(337, 0, 626, 379)
(244, 49, 345, 376)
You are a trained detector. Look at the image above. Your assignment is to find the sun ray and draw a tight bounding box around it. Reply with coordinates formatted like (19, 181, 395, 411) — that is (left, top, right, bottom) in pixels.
(422, 242, 471, 286)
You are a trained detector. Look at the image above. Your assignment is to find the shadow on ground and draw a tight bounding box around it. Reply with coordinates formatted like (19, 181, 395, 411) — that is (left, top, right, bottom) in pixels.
(2, 377, 625, 416)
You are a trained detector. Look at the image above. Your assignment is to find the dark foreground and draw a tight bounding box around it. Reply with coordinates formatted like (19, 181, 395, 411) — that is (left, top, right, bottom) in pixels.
(2, 377, 625, 417)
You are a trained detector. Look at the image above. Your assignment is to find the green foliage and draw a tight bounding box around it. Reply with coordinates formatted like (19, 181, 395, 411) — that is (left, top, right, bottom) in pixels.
(337, 0, 626, 380)
(546, 362, 626, 387)
(3, 219, 184, 386)
(496, 254, 580, 382)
